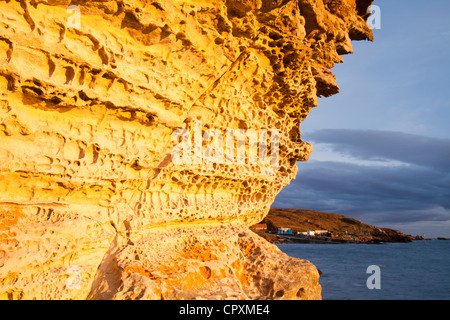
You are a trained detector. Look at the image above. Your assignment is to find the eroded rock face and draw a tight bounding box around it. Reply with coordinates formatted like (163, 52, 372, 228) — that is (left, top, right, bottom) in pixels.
(0, 0, 373, 299)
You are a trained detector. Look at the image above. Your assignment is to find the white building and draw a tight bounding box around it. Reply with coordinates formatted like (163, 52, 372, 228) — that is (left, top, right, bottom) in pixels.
(299, 230, 329, 237)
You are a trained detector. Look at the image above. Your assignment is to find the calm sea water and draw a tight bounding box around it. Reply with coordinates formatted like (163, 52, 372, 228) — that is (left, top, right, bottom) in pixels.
(277, 240, 450, 300)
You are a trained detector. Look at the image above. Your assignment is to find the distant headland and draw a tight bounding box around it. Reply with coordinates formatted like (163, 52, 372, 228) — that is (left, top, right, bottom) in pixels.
(252, 208, 414, 244)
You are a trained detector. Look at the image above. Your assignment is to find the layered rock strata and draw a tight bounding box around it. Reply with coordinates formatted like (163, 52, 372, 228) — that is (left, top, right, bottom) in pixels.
(0, 0, 373, 299)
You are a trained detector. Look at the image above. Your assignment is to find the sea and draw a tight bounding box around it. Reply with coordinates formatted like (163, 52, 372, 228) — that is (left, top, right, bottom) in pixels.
(277, 240, 450, 300)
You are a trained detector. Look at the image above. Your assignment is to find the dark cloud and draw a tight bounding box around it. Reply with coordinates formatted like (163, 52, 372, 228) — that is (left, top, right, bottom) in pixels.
(306, 129, 450, 171)
(273, 130, 450, 236)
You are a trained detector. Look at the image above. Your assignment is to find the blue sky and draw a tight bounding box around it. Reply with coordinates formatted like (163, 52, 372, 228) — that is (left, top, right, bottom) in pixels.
(273, 0, 450, 237)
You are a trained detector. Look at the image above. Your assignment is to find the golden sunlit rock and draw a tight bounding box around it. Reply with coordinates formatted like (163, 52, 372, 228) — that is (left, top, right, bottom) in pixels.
(0, 0, 373, 300)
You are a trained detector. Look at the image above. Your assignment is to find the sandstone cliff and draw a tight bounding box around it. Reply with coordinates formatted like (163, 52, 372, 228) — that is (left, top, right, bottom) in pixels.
(0, 0, 373, 300)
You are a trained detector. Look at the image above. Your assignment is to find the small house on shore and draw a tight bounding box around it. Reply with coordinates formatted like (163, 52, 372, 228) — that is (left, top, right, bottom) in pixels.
(299, 230, 330, 237)
(278, 228, 292, 235)
(251, 223, 268, 231)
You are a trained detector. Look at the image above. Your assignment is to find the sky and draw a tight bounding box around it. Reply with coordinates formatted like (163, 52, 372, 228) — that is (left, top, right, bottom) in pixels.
(272, 0, 450, 238)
